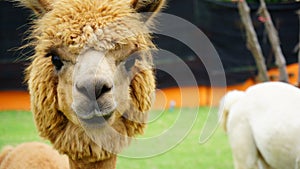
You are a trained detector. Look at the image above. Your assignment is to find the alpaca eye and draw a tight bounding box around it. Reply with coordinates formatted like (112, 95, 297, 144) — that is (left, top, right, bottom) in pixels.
(51, 54, 64, 71)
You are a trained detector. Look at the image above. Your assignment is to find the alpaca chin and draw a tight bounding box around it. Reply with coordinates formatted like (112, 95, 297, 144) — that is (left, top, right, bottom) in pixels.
(78, 111, 130, 155)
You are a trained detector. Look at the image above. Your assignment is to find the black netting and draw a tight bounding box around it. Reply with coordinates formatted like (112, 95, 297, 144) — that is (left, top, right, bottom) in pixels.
(155, 0, 299, 87)
(0, 1, 32, 90)
(0, 0, 299, 89)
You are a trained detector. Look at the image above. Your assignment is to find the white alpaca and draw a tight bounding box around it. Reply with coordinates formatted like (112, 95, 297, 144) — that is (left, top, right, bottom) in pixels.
(219, 82, 300, 169)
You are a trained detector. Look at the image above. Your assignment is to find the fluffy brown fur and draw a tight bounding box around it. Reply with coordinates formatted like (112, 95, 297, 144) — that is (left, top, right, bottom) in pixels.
(14, 0, 165, 168)
(0, 142, 68, 169)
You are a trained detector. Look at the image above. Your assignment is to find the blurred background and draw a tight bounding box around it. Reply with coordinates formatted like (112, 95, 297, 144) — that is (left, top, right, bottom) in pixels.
(1, 0, 299, 110)
(0, 1, 299, 168)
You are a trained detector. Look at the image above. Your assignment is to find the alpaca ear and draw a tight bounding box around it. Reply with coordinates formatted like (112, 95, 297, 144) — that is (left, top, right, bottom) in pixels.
(131, 0, 166, 22)
(17, 0, 53, 16)
(130, 60, 156, 112)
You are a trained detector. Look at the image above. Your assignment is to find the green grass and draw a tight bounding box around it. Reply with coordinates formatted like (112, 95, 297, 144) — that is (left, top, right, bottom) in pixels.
(0, 108, 233, 169)
(0, 111, 43, 147)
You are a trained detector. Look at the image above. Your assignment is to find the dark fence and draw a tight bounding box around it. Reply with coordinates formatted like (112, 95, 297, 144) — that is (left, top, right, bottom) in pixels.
(0, 1, 31, 90)
(155, 0, 300, 88)
(0, 0, 299, 89)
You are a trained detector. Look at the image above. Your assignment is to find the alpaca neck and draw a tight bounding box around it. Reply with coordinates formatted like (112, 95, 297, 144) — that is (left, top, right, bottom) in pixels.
(69, 155, 117, 169)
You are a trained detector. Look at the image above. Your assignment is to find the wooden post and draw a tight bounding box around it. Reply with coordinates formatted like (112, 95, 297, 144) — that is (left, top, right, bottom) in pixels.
(258, 0, 289, 82)
(237, 1, 269, 82)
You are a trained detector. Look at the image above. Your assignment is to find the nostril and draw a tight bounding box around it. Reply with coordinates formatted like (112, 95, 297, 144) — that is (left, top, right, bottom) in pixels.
(102, 84, 112, 94)
(75, 82, 92, 98)
(95, 82, 112, 99)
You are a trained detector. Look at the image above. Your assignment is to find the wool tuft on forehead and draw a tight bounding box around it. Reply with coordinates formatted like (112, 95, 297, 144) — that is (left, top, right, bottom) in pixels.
(31, 0, 151, 55)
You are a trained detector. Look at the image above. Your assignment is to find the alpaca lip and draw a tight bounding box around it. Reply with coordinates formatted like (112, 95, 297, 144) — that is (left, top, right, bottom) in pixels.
(80, 112, 112, 125)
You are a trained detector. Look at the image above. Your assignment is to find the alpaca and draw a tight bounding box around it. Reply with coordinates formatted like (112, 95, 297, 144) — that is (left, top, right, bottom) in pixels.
(11, 0, 165, 168)
(219, 82, 300, 169)
(0, 142, 69, 169)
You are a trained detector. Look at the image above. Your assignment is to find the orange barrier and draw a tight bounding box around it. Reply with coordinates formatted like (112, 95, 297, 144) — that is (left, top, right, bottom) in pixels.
(0, 63, 298, 111)
(0, 91, 30, 111)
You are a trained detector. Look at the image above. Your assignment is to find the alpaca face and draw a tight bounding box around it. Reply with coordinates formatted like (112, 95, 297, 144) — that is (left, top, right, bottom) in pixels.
(63, 45, 138, 129)
(53, 3, 146, 127)
(55, 46, 133, 128)
(27, 0, 154, 127)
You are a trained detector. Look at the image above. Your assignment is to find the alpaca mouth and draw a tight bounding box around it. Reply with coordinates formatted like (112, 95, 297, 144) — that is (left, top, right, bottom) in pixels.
(77, 102, 115, 121)
(72, 99, 116, 126)
(80, 112, 112, 125)
(72, 79, 117, 125)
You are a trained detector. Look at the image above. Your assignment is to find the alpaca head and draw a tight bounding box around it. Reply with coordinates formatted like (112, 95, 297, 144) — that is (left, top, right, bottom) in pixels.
(20, 0, 165, 161)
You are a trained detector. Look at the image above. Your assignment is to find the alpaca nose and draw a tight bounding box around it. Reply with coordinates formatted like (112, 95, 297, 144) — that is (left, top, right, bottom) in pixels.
(95, 79, 113, 100)
(75, 77, 113, 101)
